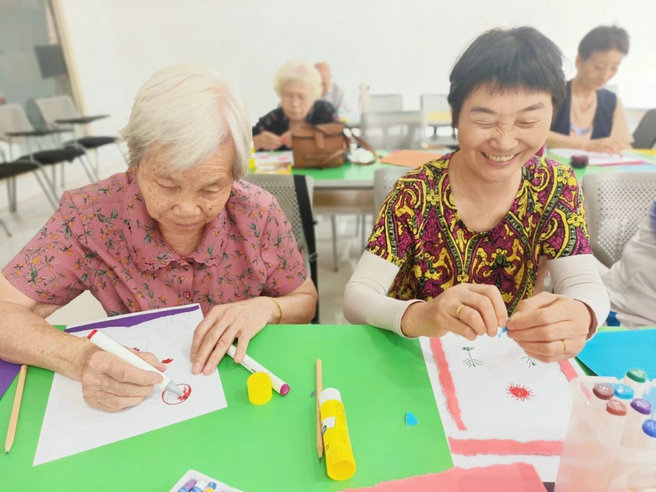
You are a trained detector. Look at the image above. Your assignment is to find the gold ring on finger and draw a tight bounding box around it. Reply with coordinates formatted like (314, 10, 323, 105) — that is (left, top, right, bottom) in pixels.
(455, 304, 465, 320)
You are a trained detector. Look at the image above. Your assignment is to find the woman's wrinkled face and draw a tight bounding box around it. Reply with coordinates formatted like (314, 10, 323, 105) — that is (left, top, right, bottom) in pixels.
(136, 141, 235, 245)
(280, 80, 315, 122)
(576, 50, 624, 91)
(455, 84, 553, 182)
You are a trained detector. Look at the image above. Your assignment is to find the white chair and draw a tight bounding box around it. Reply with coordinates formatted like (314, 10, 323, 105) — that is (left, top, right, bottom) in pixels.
(373, 166, 409, 216)
(368, 94, 403, 112)
(581, 171, 656, 267)
(360, 111, 424, 150)
(420, 93, 457, 148)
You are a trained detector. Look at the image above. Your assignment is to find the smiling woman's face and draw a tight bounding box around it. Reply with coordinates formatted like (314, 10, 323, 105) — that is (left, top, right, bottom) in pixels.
(136, 141, 235, 253)
(454, 84, 553, 183)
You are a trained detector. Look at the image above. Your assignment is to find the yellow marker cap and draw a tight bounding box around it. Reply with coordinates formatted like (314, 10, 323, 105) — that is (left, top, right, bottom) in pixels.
(247, 372, 272, 405)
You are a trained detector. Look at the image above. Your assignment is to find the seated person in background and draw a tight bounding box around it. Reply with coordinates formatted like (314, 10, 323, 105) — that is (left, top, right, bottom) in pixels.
(252, 60, 336, 151)
(344, 27, 609, 362)
(548, 26, 633, 154)
(315, 61, 348, 114)
(0, 64, 317, 412)
(601, 199, 656, 327)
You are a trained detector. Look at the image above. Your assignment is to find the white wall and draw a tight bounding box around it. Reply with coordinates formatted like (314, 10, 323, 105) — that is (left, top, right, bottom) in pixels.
(56, 0, 656, 135)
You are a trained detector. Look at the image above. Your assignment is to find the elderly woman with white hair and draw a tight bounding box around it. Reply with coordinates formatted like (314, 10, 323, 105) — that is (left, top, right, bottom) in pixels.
(252, 60, 337, 151)
(0, 64, 317, 412)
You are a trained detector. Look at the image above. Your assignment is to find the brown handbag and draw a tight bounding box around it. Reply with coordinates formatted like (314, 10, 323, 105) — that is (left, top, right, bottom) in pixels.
(291, 122, 376, 169)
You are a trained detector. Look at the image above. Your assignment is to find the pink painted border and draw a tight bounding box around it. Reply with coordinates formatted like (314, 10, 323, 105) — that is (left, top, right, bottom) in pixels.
(430, 337, 466, 431)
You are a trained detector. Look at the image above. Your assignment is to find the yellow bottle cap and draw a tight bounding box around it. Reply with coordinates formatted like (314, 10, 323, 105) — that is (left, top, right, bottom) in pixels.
(247, 372, 272, 405)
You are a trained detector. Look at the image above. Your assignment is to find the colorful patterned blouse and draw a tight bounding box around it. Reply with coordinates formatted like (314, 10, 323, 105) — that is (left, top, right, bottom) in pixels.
(367, 154, 591, 315)
(3, 172, 307, 316)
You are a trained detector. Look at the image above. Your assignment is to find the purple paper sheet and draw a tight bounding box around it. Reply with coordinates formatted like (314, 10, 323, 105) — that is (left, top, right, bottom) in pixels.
(0, 304, 201, 399)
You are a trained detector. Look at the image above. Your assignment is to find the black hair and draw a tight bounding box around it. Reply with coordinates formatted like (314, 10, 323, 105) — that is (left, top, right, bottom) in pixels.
(578, 26, 629, 60)
(448, 26, 565, 127)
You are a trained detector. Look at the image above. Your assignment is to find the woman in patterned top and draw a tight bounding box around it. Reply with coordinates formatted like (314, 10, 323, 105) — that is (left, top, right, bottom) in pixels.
(344, 27, 609, 363)
(252, 60, 337, 151)
(0, 64, 317, 412)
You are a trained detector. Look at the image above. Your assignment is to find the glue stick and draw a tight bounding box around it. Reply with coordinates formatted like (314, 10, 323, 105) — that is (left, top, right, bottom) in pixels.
(319, 388, 357, 481)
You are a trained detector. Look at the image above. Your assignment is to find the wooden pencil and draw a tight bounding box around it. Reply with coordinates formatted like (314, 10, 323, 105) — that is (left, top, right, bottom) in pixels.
(315, 359, 323, 460)
(5, 364, 27, 453)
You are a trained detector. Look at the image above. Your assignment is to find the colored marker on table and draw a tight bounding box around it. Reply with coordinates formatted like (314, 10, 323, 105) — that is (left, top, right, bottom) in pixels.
(497, 327, 508, 337)
(177, 479, 197, 492)
(87, 329, 183, 396)
(226, 345, 290, 396)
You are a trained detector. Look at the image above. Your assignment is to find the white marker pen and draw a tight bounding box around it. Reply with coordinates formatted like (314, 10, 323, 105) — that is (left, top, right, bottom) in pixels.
(226, 345, 290, 396)
(87, 329, 183, 396)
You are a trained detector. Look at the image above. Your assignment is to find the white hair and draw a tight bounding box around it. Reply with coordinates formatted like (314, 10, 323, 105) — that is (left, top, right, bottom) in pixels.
(273, 60, 322, 101)
(120, 63, 250, 179)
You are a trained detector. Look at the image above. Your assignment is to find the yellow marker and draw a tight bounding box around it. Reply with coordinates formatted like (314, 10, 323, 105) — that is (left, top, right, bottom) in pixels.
(319, 388, 356, 481)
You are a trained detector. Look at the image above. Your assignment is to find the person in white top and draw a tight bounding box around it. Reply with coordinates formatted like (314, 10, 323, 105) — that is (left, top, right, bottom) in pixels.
(315, 62, 347, 114)
(343, 27, 609, 363)
(601, 200, 656, 327)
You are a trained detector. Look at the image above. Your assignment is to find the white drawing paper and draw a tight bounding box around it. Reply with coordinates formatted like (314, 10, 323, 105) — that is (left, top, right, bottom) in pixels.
(34, 305, 227, 465)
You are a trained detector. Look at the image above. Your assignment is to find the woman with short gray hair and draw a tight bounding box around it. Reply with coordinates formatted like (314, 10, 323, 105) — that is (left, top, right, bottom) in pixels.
(0, 64, 317, 412)
(253, 60, 336, 151)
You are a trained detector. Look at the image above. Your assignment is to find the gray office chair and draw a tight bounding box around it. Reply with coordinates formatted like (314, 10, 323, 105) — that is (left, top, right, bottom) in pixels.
(0, 104, 91, 211)
(373, 166, 409, 216)
(243, 173, 318, 322)
(581, 171, 656, 267)
(34, 95, 128, 179)
(367, 94, 403, 112)
(360, 111, 424, 150)
(632, 109, 656, 149)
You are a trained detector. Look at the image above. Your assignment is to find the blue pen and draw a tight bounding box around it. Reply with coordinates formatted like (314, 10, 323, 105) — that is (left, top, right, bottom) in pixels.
(178, 479, 197, 492)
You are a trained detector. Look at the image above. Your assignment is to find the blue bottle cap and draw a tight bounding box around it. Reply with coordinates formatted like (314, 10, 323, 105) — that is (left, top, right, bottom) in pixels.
(642, 419, 656, 438)
(613, 383, 634, 400)
(630, 398, 652, 415)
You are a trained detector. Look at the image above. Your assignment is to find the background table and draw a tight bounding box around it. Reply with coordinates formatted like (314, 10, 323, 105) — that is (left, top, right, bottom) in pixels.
(0, 324, 452, 491)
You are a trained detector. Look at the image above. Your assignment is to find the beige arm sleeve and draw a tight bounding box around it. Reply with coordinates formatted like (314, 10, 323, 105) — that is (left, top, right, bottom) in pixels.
(611, 97, 634, 145)
(343, 250, 424, 337)
(547, 254, 610, 337)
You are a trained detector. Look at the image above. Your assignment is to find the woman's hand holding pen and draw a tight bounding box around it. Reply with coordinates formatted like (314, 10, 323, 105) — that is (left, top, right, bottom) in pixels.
(78, 345, 166, 412)
(506, 291, 592, 363)
(190, 297, 277, 375)
(401, 283, 507, 340)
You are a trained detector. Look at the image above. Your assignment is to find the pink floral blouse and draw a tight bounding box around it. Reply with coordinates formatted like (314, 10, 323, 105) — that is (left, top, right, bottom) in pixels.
(367, 154, 592, 315)
(3, 171, 307, 316)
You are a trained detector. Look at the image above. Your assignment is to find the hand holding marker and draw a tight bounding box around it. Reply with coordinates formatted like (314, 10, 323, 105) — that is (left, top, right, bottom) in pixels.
(87, 329, 183, 396)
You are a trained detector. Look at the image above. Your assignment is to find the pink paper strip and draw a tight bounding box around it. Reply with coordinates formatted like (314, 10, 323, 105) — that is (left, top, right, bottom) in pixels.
(448, 437, 563, 456)
(430, 337, 466, 430)
(345, 463, 546, 492)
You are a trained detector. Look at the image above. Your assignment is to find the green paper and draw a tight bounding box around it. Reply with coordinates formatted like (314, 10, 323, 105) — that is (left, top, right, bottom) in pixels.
(0, 324, 452, 491)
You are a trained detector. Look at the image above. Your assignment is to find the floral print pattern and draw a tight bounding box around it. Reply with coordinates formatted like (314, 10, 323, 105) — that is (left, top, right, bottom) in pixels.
(367, 154, 591, 315)
(3, 171, 307, 316)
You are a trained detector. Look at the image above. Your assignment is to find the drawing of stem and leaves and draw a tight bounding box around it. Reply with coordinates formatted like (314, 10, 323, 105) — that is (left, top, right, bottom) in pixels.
(523, 355, 539, 368)
(462, 346, 483, 368)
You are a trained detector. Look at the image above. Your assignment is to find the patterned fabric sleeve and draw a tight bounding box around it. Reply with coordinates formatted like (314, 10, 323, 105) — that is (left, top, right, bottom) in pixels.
(2, 196, 90, 305)
(258, 196, 308, 296)
(538, 164, 592, 259)
(367, 173, 427, 267)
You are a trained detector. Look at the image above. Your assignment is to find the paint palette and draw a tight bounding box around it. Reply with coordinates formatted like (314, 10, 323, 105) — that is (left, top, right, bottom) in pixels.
(169, 469, 242, 492)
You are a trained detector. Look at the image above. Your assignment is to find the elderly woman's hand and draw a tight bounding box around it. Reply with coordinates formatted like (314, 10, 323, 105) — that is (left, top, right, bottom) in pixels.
(506, 291, 592, 362)
(79, 345, 166, 412)
(401, 283, 508, 339)
(253, 131, 283, 151)
(190, 297, 280, 375)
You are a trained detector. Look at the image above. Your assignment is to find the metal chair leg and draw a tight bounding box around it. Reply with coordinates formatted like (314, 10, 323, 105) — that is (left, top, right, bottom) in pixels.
(0, 217, 11, 237)
(331, 214, 339, 272)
